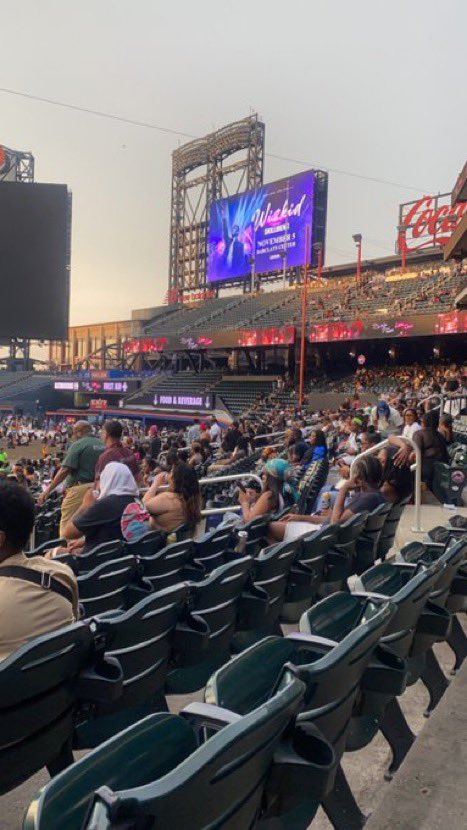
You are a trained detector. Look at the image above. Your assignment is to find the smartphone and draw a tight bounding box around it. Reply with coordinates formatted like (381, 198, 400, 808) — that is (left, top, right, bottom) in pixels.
(237, 481, 246, 493)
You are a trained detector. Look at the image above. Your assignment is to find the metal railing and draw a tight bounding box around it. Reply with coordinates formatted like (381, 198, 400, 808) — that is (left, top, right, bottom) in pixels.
(253, 430, 286, 448)
(198, 472, 263, 490)
(350, 436, 423, 532)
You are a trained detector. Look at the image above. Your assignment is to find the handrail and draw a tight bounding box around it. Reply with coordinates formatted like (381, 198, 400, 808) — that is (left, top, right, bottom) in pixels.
(253, 430, 286, 447)
(198, 473, 264, 490)
(142, 472, 264, 496)
(350, 436, 423, 533)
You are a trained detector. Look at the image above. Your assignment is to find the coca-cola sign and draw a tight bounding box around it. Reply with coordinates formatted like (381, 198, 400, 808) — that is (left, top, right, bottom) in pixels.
(398, 192, 467, 254)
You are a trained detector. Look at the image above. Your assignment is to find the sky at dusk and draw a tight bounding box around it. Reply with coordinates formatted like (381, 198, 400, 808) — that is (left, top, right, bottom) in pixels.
(1, 0, 466, 327)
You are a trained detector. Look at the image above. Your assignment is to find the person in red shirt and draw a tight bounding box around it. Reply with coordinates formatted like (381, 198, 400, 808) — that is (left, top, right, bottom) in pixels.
(94, 420, 141, 483)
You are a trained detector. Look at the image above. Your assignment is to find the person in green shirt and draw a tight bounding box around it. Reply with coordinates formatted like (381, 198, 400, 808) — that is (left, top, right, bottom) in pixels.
(0, 448, 8, 468)
(37, 421, 105, 535)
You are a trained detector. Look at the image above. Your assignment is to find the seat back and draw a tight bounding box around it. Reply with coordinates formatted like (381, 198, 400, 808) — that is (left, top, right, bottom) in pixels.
(141, 540, 194, 592)
(253, 540, 297, 622)
(300, 525, 338, 562)
(376, 496, 410, 560)
(401, 537, 466, 608)
(23, 713, 198, 830)
(297, 459, 330, 514)
(239, 515, 271, 555)
(166, 556, 253, 693)
(126, 531, 166, 558)
(334, 512, 368, 551)
(209, 596, 394, 759)
(78, 556, 136, 617)
(354, 502, 391, 574)
(74, 540, 127, 574)
(356, 561, 442, 658)
(74, 585, 188, 747)
(82, 674, 306, 830)
(0, 623, 93, 794)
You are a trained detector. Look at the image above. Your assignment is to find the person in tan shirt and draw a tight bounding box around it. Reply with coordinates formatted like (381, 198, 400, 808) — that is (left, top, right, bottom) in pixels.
(0, 480, 79, 661)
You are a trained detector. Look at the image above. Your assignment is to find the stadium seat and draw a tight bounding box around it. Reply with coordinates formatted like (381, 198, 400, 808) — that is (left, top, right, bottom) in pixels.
(74, 584, 188, 747)
(343, 560, 446, 774)
(376, 496, 411, 561)
(78, 556, 137, 617)
(281, 525, 333, 622)
(353, 502, 391, 575)
(296, 459, 330, 514)
(137, 538, 194, 593)
(55, 539, 127, 575)
(165, 556, 253, 693)
(320, 514, 368, 594)
(400, 534, 467, 676)
(126, 530, 166, 558)
(231, 538, 296, 651)
(190, 525, 235, 574)
(206, 595, 396, 829)
(25, 671, 311, 830)
(0, 623, 122, 795)
(238, 514, 271, 556)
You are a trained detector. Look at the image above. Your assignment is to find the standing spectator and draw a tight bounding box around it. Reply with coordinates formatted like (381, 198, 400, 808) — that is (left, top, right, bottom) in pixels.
(148, 425, 161, 460)
(94, 420, 140, 481)
(209, 416, 222, 446)
(37, 421, 104, 536)
(0, 481, 78, 660)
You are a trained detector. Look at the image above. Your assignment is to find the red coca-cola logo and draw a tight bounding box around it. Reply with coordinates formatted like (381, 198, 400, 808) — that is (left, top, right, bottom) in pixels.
(399, 194, 467, 253)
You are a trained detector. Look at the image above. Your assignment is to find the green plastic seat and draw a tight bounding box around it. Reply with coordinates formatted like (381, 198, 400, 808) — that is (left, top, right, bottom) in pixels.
(0, 622, 122, 795)
(74, 583, 188, 748)
(23, 713, 197, 830)
(165, 555, 253, 694)
(353, 502, 391, 575)
(78, 556, 136, 617)
(25, 673, 309, 830)
(207, 596, 396, 829)
(281, 525, 334, 623)
(232, 539, 296, 651)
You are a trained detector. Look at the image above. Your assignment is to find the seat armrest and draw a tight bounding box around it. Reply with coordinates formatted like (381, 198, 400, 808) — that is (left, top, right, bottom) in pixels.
(180, 702, 241, 738)
(287, 631, 337, 651)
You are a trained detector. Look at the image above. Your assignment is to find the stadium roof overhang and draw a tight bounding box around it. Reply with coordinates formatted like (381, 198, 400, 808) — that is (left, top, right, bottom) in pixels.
(444, 212, 467, 260)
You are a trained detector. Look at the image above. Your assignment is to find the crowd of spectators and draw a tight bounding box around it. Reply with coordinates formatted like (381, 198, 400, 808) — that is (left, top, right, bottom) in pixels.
(0, 355, 465, 663)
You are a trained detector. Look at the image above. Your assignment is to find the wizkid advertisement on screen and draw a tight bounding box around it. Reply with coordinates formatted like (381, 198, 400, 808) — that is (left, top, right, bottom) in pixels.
(207, 171, 316, 282)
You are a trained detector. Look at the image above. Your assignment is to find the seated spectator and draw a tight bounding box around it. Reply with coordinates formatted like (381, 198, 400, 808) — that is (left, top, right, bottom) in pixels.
(270, 456, 386, 542)
(57, 462, 140, 555)
(143, 461, 201, 534)
(94, 420, 140, 481)
(370, 400, 403, 434)
(402, 408, 421, 440)
(149, 448, 180, 492)
(438, 413, 454, 446)
(302, 429, 328, 464)
(237, 458, 289, 523)
(141, 456, 156, 487)
(188, 442, 204, 469)
(378, 446, 413, 503)
(0, 480, 78, 660)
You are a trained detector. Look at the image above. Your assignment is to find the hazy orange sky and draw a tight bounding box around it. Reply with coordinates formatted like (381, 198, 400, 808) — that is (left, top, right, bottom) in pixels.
(1, 0, 465, 327)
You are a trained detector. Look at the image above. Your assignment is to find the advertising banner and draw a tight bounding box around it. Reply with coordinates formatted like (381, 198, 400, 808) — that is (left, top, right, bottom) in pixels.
(153, 392, 214, 411)
(397, 192, 467, 255)
(309, 311, 467, 343)
(207, 171, 315, 282)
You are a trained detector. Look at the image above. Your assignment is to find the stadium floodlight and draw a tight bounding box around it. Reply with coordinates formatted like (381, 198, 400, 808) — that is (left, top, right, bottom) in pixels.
(353, 234, 363, 283)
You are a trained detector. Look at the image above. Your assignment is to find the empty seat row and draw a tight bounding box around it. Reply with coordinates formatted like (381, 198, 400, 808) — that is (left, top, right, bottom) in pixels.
(13, 518, 467, 828)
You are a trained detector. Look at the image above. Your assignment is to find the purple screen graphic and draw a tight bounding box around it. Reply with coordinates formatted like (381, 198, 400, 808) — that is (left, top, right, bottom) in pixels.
(207, 171, 315, 282)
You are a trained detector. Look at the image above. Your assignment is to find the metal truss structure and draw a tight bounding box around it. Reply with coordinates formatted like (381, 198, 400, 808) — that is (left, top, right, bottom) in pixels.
(169, 115, 265, 296)
(0, 145, 35, 182)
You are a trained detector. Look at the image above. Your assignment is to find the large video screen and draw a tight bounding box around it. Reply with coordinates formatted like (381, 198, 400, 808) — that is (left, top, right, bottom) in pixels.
(0, 181, 70, 340)
(207, 171, 316, 282)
